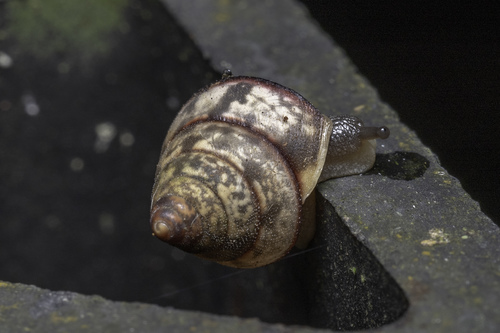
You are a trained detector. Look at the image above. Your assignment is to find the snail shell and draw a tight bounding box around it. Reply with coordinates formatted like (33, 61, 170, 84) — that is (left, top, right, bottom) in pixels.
(151, 75, 389, 268)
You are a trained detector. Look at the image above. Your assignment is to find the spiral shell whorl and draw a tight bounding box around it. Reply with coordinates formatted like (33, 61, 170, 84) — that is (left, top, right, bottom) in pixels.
(152, 121, 306, 268)
(151, 76, 333, 268)
(163, 77, 333, 201)
(151, 195, 201, 246)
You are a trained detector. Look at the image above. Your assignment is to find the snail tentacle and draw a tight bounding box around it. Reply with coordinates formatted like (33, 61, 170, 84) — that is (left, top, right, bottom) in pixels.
(150, 75, 390, 268)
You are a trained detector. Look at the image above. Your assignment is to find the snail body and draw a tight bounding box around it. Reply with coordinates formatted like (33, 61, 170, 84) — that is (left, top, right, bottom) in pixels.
(151, 75, 389, 268)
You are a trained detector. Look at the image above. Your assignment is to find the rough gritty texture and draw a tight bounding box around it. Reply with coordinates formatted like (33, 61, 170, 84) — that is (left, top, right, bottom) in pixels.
(0, 281, 319, 333)
(158, 0, 500, 330)
(160, 0, 500, 331)
(2, 0, 499, 332)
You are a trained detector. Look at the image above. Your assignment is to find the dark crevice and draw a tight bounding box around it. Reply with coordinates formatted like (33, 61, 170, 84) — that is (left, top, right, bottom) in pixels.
(298, 192, 409, 330)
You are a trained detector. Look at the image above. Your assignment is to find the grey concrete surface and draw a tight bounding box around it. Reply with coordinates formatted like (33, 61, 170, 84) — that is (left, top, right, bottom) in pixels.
(159, 0, 500, 330)
(0, 281, 320, 333)
(1, 0, 499, 332)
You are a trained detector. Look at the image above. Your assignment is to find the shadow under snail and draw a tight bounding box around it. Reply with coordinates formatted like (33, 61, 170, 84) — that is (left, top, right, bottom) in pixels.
(150, 74, 389, 268)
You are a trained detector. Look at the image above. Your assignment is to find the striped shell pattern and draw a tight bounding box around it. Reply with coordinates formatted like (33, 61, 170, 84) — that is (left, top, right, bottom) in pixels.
(150, 76, 389, 268)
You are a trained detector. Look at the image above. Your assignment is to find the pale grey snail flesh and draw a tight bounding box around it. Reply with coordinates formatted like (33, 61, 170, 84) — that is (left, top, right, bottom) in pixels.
(150, 75, 389, 268)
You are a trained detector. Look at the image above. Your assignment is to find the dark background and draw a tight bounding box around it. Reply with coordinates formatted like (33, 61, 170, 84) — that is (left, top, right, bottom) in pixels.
(0, 0, 498, 324)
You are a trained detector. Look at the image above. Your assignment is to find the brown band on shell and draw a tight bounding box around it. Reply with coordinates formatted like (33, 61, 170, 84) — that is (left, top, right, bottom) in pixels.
(163, 76, 332, 201)
(152, 118, 304, 268)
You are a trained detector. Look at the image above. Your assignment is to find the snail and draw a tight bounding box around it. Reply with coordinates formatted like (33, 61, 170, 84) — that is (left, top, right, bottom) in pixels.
(150, 73, 389, 268)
